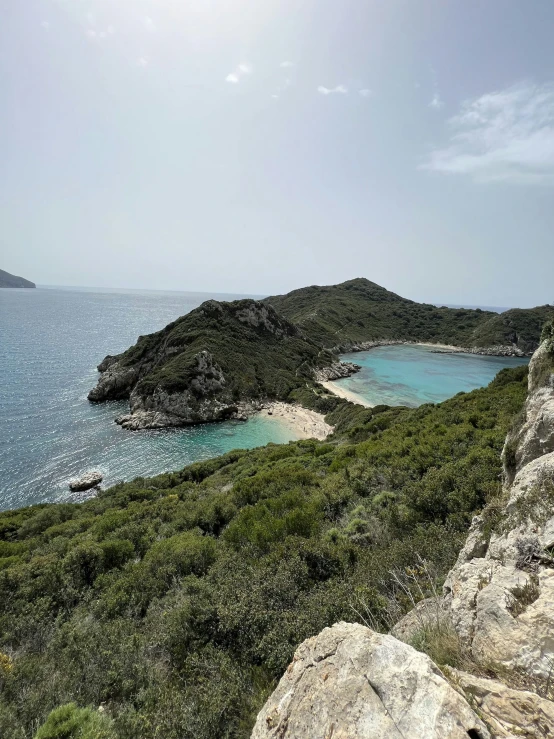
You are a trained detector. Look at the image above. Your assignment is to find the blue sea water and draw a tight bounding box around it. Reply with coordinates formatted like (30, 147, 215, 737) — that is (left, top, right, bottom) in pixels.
(0, 286, 302, 510)
(336, 344, 529, 408)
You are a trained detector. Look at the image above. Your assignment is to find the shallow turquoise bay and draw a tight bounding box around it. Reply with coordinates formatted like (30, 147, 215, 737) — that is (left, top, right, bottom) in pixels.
(336, 344, 529, 408)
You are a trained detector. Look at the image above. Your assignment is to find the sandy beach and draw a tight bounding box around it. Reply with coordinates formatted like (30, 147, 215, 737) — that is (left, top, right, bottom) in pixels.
(415, 342, 466, 352)
(320, 381, 373, 408)
(257, 401, 334, 440)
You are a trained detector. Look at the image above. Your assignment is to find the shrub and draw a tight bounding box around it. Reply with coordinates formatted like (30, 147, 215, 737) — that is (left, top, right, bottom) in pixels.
(34, 703, 115, 739)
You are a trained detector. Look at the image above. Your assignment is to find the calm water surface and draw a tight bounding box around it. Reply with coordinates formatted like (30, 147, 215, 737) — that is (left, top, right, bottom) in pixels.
(337, 344, 529, 407)
(0, 287, 300, 510)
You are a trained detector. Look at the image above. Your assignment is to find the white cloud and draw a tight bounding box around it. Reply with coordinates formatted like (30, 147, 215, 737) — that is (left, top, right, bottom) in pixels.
(108, 25, 115, 35)
(429, 92, 444, 109)
(280, 61, 294, 68)
(359, 88, 372, 98)
(137, 57, 149, 68)
(272, 94, 279, 99)
(422, 81, 554, 184)
(143, 16, 156, 32)
(40, 20, 50, 30)
(86, 11, 94, 25)
(225, 63, 253, 84)
(86, 29, 97, 39)
(317, 84, 348, 95)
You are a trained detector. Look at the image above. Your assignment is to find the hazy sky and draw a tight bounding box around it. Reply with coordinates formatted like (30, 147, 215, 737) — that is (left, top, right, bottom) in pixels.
(2, 1, 554, 306)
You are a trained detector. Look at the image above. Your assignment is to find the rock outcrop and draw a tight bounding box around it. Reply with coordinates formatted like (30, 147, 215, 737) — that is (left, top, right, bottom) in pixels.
(313, 361, 361, 382)
(251, 622, 490, 739)
(69, 471, 103, 491)
(88, 299, 331, 429)
(443, 337, 554, 680)
(447, 669, 554, 738)
(503, 342, 554, 482)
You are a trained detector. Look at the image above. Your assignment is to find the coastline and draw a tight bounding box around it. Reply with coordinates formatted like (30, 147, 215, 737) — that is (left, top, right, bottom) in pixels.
(320, 381, 373, 408)
(256, 401, 334, 440)
(331, 338, 530, 358)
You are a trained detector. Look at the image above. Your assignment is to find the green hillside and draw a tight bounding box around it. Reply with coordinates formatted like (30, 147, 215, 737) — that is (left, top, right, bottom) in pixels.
(0, 366, 528, 738)
(265, 278, 553, 351)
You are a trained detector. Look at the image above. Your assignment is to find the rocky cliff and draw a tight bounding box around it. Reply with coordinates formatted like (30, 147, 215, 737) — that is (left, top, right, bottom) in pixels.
(89, 299, 334, 429)
(252, 331, 554, 738)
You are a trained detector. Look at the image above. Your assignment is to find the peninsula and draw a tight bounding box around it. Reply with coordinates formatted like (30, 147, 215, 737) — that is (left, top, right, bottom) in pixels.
(0, 268, 35, 288)
(89, 278, 554, 430)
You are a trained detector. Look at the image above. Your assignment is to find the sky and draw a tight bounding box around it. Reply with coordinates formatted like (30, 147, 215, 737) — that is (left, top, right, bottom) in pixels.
(1, 1, 554, 307)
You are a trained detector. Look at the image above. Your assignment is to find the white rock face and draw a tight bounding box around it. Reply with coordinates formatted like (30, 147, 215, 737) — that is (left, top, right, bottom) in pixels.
(251, 622, 490, 739)
(444, 339, 554, 680)
(503, 342, 554, 481)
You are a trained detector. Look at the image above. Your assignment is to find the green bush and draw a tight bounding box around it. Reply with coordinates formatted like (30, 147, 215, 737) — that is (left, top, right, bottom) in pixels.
(34, 703, 115, 739)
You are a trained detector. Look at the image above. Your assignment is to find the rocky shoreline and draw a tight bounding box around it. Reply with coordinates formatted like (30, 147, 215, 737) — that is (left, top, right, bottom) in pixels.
(331, 338, 531, 358)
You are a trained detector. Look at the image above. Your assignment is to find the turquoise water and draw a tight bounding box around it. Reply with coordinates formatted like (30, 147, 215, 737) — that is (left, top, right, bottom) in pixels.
(0, 287, 300, 510)
(336, 345, 529, 407)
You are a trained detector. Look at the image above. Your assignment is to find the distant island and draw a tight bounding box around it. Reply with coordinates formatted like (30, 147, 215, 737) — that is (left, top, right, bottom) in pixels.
(88, 277, 554, 430)
(0, 268, 35, 288)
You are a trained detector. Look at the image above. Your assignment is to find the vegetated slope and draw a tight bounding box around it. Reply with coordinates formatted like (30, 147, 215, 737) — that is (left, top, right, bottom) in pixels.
(88, 299, 335, 427)
(0, 268, 35, 288)
(470, 306, 554, 354)
(0, 365, 528, 738)
(265, 277, 554, 351)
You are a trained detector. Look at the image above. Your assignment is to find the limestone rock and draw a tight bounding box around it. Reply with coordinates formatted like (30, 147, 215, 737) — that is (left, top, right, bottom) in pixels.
(69, 471, 103, 492)
(251, 622, 490, 739)
(503, 342, 554, 482)
(314, 361, 361, 382)
(445, 453, 554, 678)
(448, 669, 554, 738)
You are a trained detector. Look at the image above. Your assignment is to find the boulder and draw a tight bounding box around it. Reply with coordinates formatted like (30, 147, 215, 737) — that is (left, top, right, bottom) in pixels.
(251, 622, 490, 738)
(69, 471, 102, 492)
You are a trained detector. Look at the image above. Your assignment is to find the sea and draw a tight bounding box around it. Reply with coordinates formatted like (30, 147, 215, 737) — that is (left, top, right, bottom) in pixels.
(0, 286, 300, 511)
(0, 286, 529, 511)
(336, 344, 529, 408)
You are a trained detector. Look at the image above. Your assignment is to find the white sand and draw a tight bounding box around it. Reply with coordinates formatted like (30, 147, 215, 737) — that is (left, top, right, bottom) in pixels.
(320, 381, 373, 408)
(257, 401, 334, 440)
(415, 342, 466, 353)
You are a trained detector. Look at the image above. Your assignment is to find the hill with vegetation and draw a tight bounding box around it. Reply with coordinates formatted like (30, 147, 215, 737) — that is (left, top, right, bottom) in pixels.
(87, 278, 552, 430)
(88, 299, 336, 429)
(0, 365, 528, 738)
(265, 277, 554, 351)
(0, 268, 35, 288)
